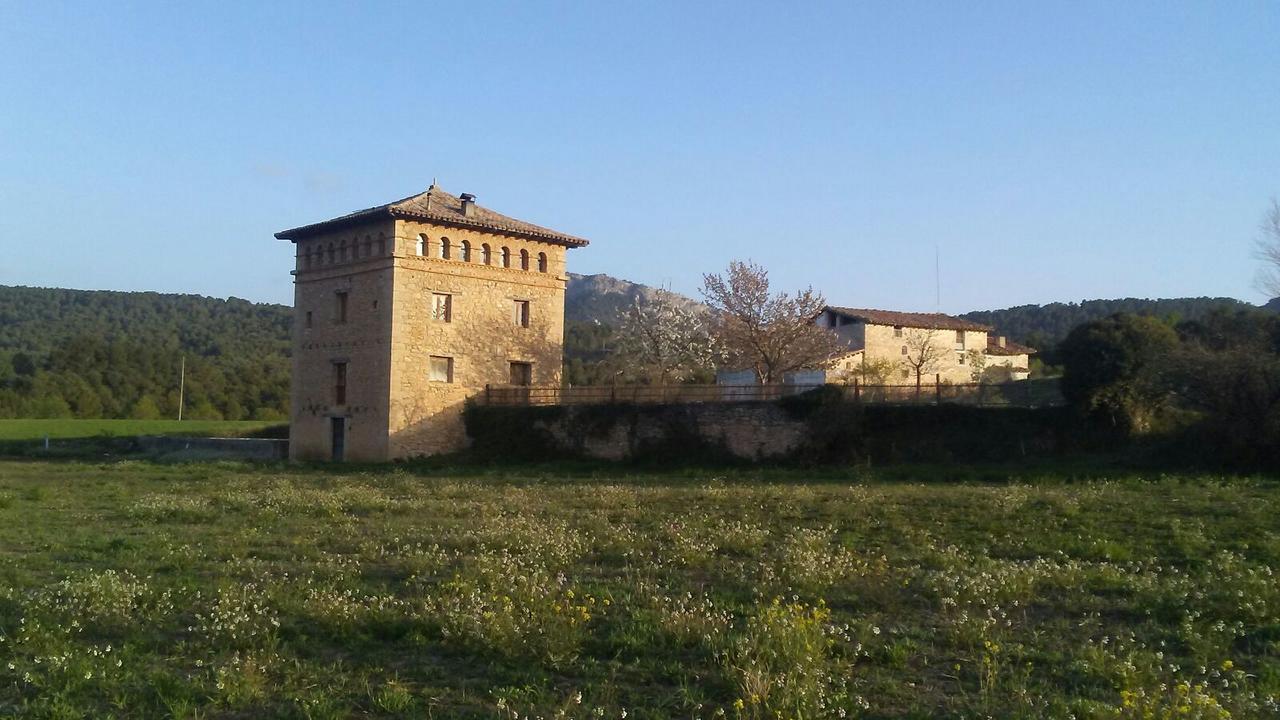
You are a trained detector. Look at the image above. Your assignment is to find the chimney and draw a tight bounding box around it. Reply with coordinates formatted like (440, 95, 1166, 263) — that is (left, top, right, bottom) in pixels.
(998, 336, 1006, 348)
(460, 193, 476, 218)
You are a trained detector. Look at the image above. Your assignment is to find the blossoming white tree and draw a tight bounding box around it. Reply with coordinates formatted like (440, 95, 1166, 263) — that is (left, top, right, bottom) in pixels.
(611, 290, 724, 383)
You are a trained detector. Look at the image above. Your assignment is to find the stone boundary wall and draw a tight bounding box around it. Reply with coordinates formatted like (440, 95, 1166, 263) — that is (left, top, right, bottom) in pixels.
(464, 396, 1077, 464)
(0, 436, 289, 461)
(136, 436, 290, 461)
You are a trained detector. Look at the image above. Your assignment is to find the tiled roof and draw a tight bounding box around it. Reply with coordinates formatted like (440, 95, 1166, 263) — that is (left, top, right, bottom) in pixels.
(275, 185, 589, 247)
(986, 336, 1038, 356)
(826, 306, 993, 332)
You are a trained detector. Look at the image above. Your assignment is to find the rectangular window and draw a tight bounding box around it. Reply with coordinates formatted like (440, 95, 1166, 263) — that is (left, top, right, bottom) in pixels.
(509, 361, 533, 386)
(429, 355, 453, 383)
(432, 293, 452, 322)
(894, 326, 903, 337)
(512, 300, 530, 328)
(955, 329, 965, 350)
(305, 311, 313, 329)
(958, 353, 966, 365)
(333, 362, 347, 405)
(335, 291, 348, 324)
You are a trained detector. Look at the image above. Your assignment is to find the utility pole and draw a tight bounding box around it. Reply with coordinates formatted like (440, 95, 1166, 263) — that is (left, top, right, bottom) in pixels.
(177, 355, 185, 421)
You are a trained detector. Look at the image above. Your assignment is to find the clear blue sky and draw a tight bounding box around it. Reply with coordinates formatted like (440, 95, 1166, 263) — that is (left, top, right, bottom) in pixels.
(2, 1, 1277, 312)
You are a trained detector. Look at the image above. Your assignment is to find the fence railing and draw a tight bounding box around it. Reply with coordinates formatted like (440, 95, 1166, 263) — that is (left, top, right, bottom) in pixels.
(481, 378, 1064, 408)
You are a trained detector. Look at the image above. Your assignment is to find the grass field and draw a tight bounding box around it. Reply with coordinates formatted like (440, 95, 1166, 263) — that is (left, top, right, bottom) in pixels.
(0, 461, 1277, 719)
(0, 419, 284, 441)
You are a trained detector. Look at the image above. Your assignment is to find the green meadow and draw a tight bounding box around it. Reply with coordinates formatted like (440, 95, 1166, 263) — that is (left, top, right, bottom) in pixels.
(0, 460, 1276, 719)
(0, 419, 283, 441)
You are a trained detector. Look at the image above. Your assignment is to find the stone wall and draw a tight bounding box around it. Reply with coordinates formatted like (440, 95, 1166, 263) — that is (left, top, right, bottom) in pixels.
(859, 324, 988, 385)
(290, 219, 396, 462)
(466, 397, 1076, 465)
(288, 215, 571, 460)
(386, 219, 567, 458)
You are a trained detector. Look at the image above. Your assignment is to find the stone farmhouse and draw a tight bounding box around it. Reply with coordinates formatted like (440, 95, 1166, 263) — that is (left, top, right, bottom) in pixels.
(276, 185, 587, 461)
(818, 306, 1035, 385)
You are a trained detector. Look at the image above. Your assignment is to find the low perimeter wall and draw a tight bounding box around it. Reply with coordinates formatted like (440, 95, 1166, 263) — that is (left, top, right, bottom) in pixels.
(465, 391, 1079, 464)
(135, 436, 289, 461)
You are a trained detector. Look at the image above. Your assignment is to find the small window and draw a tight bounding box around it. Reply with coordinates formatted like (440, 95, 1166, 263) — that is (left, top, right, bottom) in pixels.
(460, 240, 471, 262)
(334, 362, 347, 405)
(900, 345, 908, 355)
(429, 355, 454, 383)
(537, 252, 548, 273)
(378, 237, 387, 256)
(894, 326, 903, 337)
(440, 237, 451, 260)
(432, 293, 452, 322)
(500, 247, 511, 268)
(513, 300, 530, 328)
(481, 243, 492, 265)
(327, 243, 336, 264)
(336, 291, 348, 324)
(415, 234, 426, 256)
(958, 353, 966, 365)
(901, 368, 910, 379)
(305, 310, 313, 328)
(509, 361, 532, 386)
(339, 240, 348, 261)
(520, 249, 530, 271)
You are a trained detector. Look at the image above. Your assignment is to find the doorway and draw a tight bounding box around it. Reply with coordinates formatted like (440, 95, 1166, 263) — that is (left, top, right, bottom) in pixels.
(330, 417, 346, 461)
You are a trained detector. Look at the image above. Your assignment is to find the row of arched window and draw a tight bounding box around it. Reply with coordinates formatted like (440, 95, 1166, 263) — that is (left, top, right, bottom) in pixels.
(413, 234, 548, 273)
(300, 235, 389, 270)
(299, 234, 551, 273)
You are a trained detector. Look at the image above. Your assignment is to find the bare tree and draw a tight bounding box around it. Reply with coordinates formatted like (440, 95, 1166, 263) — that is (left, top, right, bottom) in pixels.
(1256, 198, 1280, 298)
(700, 260, 846, 383)
(611, 290, 723, 383)
(965, 348, 988, 383)
(901, 326, 947, 393)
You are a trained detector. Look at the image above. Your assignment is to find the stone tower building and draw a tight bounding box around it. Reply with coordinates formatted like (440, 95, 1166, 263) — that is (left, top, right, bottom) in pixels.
(275, 185, 588, 461)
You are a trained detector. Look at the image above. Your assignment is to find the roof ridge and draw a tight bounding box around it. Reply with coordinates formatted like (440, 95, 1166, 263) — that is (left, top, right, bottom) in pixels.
(275, 185, 589, 247)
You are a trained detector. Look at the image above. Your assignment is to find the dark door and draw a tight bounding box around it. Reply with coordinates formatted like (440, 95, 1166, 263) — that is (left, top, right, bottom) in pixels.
(330, 417, 345, 461)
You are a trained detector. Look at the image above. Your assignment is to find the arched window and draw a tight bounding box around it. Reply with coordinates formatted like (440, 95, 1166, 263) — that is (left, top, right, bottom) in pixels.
(339, 239, 348, 261)
(537, 252, 548, 273)
(460, 239, 471, 262)
(500, 247, 511, 268)
(520, 249, 529, 271)
(441, 237, 451, 260)
(481, 243, 491, 265)
(377, 236, 387, 256)
(363, 239, 372, 258)
(327, 243, 336, 264)
(415, 234, 426, 256)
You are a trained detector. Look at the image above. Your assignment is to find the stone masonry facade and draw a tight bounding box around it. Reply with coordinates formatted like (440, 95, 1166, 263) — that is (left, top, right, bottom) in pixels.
(278, 186, 586, 461)
(820, 307, 1035, 385)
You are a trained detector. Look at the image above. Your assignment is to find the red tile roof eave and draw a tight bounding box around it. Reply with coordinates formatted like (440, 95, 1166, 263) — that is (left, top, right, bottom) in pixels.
(827, 306, 994, 332)
(389, 209, 589, 247)
(274, 208, 392, 241)
(273, 208, 589, 247)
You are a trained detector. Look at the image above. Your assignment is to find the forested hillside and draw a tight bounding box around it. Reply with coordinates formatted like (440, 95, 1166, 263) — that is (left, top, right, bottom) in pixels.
(0, 286, 291, 419)
(959, 297, 1260, 351)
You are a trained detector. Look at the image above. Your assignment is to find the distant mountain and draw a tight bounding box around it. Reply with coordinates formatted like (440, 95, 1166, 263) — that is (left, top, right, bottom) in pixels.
(959, 297, 1261, 348)
(565, 273, 705, 325)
